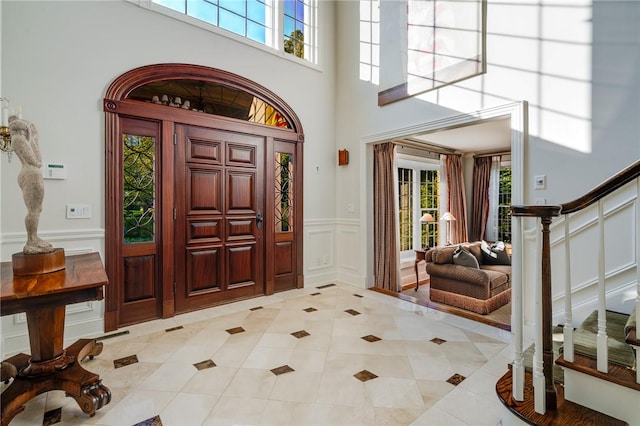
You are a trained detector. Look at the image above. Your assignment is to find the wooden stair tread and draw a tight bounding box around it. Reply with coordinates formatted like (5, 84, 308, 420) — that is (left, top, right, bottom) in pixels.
(496, 369, 628, 426)
(556, 352, 640, 391)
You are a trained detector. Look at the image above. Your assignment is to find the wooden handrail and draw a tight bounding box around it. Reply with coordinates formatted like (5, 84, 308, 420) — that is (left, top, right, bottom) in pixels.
(507, 160, 640, 413)
(561, 160, 640, 214)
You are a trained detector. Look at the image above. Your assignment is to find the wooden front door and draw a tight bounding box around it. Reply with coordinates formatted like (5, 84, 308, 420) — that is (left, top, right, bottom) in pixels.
(174, 124, 265, 312)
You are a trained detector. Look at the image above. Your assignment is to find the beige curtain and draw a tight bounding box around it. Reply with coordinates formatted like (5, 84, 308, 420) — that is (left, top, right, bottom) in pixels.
(469, 156, 492, 241)
(445, 155, 468, 244)
(373, 142, 400, 292)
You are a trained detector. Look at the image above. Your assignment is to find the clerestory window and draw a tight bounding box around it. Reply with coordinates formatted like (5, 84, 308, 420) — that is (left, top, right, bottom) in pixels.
(148, 0, 317, 63)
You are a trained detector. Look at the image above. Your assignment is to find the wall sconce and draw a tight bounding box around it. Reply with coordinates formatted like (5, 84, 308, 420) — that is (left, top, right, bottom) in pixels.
(338, 149, 349, 166)
(0, 97, 16, 158)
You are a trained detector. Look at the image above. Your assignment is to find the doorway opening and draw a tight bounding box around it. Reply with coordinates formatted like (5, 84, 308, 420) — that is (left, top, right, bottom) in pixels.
(363, 102, 528, 330)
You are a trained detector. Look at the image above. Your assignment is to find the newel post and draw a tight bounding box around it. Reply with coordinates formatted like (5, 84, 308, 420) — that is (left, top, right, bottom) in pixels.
(511, 205, 561, 411)
(540, 215, 557, 410)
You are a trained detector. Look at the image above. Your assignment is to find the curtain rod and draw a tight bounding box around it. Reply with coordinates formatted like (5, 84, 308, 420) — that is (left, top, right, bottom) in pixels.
(473, 150, 510, 158)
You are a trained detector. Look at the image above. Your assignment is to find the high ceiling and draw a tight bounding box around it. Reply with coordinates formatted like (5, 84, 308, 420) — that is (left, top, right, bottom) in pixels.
(404, 117, 512, 154)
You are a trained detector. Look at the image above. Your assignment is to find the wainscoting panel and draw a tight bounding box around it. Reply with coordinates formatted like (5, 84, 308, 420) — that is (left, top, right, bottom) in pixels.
(336, 219, 363, 287)
(545, 181, 638, 325)
(0, 229, 105, 359)
(304, 219, 337, 286)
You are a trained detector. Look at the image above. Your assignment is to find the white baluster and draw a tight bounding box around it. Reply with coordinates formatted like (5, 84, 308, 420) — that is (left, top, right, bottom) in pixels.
(533, 221, 545, 414)
(597, 199, 609, 373)
(512, 215, 524, 401)
(563, 215, 574, 362)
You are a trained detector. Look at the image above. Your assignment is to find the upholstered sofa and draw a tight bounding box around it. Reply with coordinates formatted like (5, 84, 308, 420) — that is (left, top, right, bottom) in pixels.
(424, 241, 511, 314)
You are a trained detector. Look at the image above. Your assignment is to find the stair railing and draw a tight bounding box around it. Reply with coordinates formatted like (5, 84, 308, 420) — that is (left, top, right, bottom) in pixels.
(510, 160, 640, 414)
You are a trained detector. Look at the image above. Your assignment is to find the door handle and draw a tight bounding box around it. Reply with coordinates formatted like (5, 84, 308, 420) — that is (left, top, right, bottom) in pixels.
(256, 210, 263, 230)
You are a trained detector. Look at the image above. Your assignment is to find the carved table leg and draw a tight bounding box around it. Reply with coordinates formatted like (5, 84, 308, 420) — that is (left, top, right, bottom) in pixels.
(0, 339, 111, 425)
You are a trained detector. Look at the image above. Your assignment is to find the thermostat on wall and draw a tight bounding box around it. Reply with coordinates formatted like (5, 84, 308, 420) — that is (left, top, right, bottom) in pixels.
(43, 163, 67, 179)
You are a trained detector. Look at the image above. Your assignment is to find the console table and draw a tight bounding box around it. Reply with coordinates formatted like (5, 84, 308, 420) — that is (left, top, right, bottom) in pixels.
(0, 252, 111, 426)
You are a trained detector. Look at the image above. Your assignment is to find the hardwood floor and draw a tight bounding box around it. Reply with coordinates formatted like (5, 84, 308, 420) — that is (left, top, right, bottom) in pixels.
(389, 281, 512, 331)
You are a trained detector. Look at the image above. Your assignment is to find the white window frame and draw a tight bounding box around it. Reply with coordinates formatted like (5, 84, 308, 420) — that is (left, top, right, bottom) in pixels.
(397, 156, 441, 262)
(130, 0, 318, 66)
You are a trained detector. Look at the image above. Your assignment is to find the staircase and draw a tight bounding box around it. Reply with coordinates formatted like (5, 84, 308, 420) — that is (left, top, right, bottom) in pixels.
(497, 160, 640, 425)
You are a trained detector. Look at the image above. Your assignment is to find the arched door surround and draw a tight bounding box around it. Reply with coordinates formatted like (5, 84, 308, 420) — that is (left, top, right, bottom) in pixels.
(103, 64, 304, 331)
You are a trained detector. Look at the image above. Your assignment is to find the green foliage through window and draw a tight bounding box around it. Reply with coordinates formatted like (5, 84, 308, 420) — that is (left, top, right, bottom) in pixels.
(123, 134, 156, 244)
(498, 167, 511, 243)
(398, 166, 440, 251)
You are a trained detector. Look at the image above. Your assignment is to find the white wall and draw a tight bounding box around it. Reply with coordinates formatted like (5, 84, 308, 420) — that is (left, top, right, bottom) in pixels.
(0, 0, 337, 356)
(334, 1, 639, 299)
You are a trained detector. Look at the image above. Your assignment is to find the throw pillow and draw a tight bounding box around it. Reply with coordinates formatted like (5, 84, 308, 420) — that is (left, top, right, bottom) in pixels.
(481, 240, 511, 265)
(453, 245, 480, 269)
(434, 246, 457, 264)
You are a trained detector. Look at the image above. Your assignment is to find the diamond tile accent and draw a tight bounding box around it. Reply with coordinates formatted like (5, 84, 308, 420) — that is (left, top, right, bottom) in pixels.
(316, 283, 336, 289)
(226, 327, 245, 335)
(271, 365, 295, 375)
(250, 306, 263, 311)
(354, 370, 378, 382)
(303, 307, 317, 312)
(42, 407, 62, 426)
(193, 359, 216, 370)
(353, 294, 364, 298)
(446, 373, 466, 386)
(361, 335, 381, 342)
(310, 292, 321, 296)
(133, 415, 163, 426)
(345, 309, 361, 316)
(291, 330, 310, 338)
(113, 354, 138, 369)
(430, 337, 447, 345)
(165, 325, 184, 332)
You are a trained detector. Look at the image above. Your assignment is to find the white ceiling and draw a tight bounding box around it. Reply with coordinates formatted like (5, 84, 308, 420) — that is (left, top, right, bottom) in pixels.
(407, 117, 511, 154)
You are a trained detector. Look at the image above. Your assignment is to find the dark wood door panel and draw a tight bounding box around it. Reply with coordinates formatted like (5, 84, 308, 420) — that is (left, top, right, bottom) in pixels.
(186, 247, 222, 294)
(187, 217, 222, 244)
(188, 138, 223, 165)
(187, 167, 223, 214)
(227, 245, 256, 288)
(227, 170, 256, 214)
(121, 253, 161, 325)
(274, 241, 293, 275)
(227, 143, 256, 167)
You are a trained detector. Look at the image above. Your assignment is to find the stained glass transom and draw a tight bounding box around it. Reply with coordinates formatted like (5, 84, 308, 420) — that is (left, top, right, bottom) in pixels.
(127, 79, 291, 129)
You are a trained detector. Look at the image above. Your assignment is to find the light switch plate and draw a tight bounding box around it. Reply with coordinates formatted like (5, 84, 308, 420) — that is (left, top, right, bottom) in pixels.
(66, 204, 91, 219)
(534, 175, 546, 190)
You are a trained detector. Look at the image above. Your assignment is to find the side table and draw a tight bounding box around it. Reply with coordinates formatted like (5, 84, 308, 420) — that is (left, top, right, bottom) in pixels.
(414, 249, 428, 291)
(0, 252, 111, 426)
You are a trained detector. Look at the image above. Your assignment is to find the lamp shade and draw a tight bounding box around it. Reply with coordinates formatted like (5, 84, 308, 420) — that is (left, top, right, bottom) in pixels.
(420, 213, 435, 222)
(441, 212, 456, 221)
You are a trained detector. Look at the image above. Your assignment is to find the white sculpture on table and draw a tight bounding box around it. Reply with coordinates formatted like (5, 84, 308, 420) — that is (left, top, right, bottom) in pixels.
(9, 116, 53, 254)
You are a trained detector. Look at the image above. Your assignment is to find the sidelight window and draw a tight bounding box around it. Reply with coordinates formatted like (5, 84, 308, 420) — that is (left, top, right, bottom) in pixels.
(123, 134, 156, 244)
(275, 152, 293, 232)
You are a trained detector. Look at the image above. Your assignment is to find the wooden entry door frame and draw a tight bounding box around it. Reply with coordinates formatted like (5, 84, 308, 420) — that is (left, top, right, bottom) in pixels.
(103, 64, 304, 331)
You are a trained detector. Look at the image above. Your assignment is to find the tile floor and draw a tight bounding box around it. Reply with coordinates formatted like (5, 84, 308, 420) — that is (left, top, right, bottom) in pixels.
(4, 283, 527, 426)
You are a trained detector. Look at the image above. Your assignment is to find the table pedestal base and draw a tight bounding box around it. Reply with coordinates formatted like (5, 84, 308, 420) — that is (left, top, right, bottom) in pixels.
(1, 339, 111, 426)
